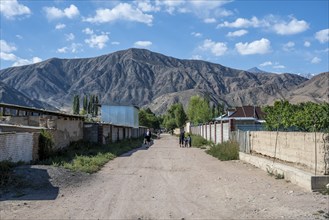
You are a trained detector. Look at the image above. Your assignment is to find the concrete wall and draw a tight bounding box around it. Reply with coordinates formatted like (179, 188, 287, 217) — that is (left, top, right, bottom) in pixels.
(190, 122, 230, 144)
(0, 132, 36, 162)
(250, 131, 329, 175)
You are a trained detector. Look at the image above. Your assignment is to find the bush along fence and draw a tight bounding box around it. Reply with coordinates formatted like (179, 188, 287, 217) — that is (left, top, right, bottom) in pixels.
(188, 120, 329, 175)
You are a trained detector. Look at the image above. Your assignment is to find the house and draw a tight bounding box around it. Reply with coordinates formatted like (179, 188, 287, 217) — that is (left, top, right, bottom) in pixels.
(214, 106, 266, 131)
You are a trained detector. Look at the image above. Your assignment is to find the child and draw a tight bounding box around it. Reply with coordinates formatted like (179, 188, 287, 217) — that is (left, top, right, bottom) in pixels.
(186, 134, 192, 147)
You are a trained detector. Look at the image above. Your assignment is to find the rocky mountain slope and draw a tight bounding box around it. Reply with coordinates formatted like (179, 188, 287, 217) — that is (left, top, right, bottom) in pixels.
(0, 48, 324, 114)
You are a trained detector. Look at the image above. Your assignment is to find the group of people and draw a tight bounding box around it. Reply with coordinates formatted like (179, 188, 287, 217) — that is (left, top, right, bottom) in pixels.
(179, 130, 192, 148)
(144, 128, 161, 148)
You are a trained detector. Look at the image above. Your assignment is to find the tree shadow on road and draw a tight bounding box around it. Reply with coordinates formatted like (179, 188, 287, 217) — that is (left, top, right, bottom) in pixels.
(0, 166, 59, 201)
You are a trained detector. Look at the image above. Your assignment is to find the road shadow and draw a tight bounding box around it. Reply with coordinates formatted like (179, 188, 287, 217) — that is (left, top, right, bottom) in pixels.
(0, 166, 59, 201)
(120, 140, 155, 157)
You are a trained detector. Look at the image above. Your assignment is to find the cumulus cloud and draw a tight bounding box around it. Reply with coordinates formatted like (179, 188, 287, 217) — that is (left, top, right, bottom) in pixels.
(273, 65, 285, 69)
(1, 40, 17, 53)
(199, 39, 227, 56)
(57, 43, 82, 53)
(0, 52, 17, 61)
(283, 41, 295, 51)
(259, 61, 273, 67)
(235, 38, 271, 55)
(191, 54, 202, 60)
(315, 29, 329, 43)
(55, 23, 66, 30)
(83, 28, 94, 35)
(311, 57, 321, 64)
(218, 16, 263, 28)
(65, 33, 75, 41)
(273, 18, 309, 35)
(111, 41, 120, 45)
(12, 57, 42, 67)
(85, 33, 109, 49)
(0, 0, 31, 19)
(191, 32, 202, 37)
(134, 41, 152, 48)
(204, 18, 216, 23)
(84, 3, 153, 26)
(304, 41, 311, 47)
(227, 29, 248, 37)
(137, 1, 160, 12)
(44, 4, 79, 20)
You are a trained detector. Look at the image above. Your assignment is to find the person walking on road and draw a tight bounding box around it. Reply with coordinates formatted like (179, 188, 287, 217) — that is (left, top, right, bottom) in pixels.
(144, 128, 151, 148)
(179, 129, 185, 147)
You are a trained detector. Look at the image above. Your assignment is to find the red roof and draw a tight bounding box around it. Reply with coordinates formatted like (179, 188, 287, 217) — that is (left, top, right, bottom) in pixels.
(229, 106, 265, 120)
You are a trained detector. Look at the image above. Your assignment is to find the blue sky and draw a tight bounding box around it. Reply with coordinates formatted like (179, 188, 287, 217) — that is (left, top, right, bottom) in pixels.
(1, 0, 328, 75)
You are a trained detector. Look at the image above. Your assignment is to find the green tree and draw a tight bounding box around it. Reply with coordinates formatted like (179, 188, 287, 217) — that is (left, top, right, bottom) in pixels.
(83, 95, 88, 112)
(139, 108, 160, 129)
(187, 95, 212, 124)
(174, 103, 187, 128)
(72, 95, 80, 115)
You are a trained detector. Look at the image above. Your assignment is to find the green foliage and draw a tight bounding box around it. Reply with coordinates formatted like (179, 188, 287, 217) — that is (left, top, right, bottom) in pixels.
(187, 95, 212, 124)
(38, 130, 54, 160)
(162, 103, 187, 131)
(72, 95, 80, 114)
(40, 138, 143, 173)
(139, 108, 160, 129)
(264, 100, 329, 132)
(206, 141, 239, 161)
(189, 134, 210, 148)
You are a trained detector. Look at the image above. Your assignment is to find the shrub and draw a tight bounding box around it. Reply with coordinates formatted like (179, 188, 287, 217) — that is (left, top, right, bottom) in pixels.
(38, 130, 54, 160)
(190, 134, 210, 148)
(206, 141, 239, 161)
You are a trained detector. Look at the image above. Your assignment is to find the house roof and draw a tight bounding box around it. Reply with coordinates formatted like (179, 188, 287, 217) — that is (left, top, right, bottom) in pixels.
(0, 103, 84, 119)
(214, 106, 266, 121)
(229, 106, 266, 120)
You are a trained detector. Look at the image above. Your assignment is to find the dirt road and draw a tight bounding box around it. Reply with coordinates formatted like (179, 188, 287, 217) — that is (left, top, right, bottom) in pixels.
(1, 134, 328, 219)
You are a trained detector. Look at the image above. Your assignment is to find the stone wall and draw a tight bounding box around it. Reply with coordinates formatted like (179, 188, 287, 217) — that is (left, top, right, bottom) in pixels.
(250, 131, 329, 175)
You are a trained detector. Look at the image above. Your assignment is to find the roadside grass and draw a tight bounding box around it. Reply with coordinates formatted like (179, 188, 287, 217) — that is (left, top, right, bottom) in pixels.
(190, 134, 211, 149)
(39, 138, 143, 173)
(206, 141, 239, 161)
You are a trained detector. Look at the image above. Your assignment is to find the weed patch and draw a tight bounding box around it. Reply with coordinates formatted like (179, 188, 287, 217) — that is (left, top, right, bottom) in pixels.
(206, 141, 239, 161)
(39, 138, 143, 173)
(190, 134, 211, 148)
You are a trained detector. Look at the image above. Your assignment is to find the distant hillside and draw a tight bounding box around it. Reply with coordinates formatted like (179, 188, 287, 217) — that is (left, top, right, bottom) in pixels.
(0, 48, 314, 114)
(287, 72, 329, 103)
(0, 81, 57, 110)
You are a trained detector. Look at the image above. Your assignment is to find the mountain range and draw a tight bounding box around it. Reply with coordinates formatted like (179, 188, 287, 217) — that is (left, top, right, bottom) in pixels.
(0, 48, 328, 114)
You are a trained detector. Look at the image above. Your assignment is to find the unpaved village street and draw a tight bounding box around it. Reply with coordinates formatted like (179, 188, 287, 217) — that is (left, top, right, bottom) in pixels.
(1, 134, 328, 219)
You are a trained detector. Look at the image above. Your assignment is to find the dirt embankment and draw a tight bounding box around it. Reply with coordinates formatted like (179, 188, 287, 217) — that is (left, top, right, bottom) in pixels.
(1, 134, 328, 219)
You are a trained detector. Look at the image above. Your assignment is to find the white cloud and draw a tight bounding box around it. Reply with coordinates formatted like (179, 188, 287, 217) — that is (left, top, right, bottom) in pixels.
(137, 1, 160, 12)
(315, 29, 329, 43)
(304, 41, 311, 47)
(218, 16, 262, 28)
(16, 34, 23, 39)
(12, 57, 42, 67)
(65, 33, 75, 41)
(85, 33, 109, 49)
(199, 39, 227, 56)
(283, 41, 295, 51)
(235, 38, 271, 55)
(0, 52, 17, 61)
(55, 23, 66, 30)
(259, 61, 272, 67)
(273, 18, 309, 35)
(44, 4, 79, 20)
(57, 47, 68, 53)
(191, 54, 202, 60)
(311, 57, 321, 64)
(134, 41, 152, 48)
(0, 40, 17, 52)
(273, 65, 285, 69)
(191, 32, 202, 37)
(227, 29, 248, 37)
(83, 28, 94, 35)
(204, 18, 216, 23)
(84, 3, 153, 26)
(0, 0, 31, 19)
(111, 41, 120, 45)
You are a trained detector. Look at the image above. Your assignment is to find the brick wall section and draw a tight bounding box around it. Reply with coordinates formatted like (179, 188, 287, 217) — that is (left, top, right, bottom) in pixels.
(0, 132, 34, 162)
(250, 131, 328, 175)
